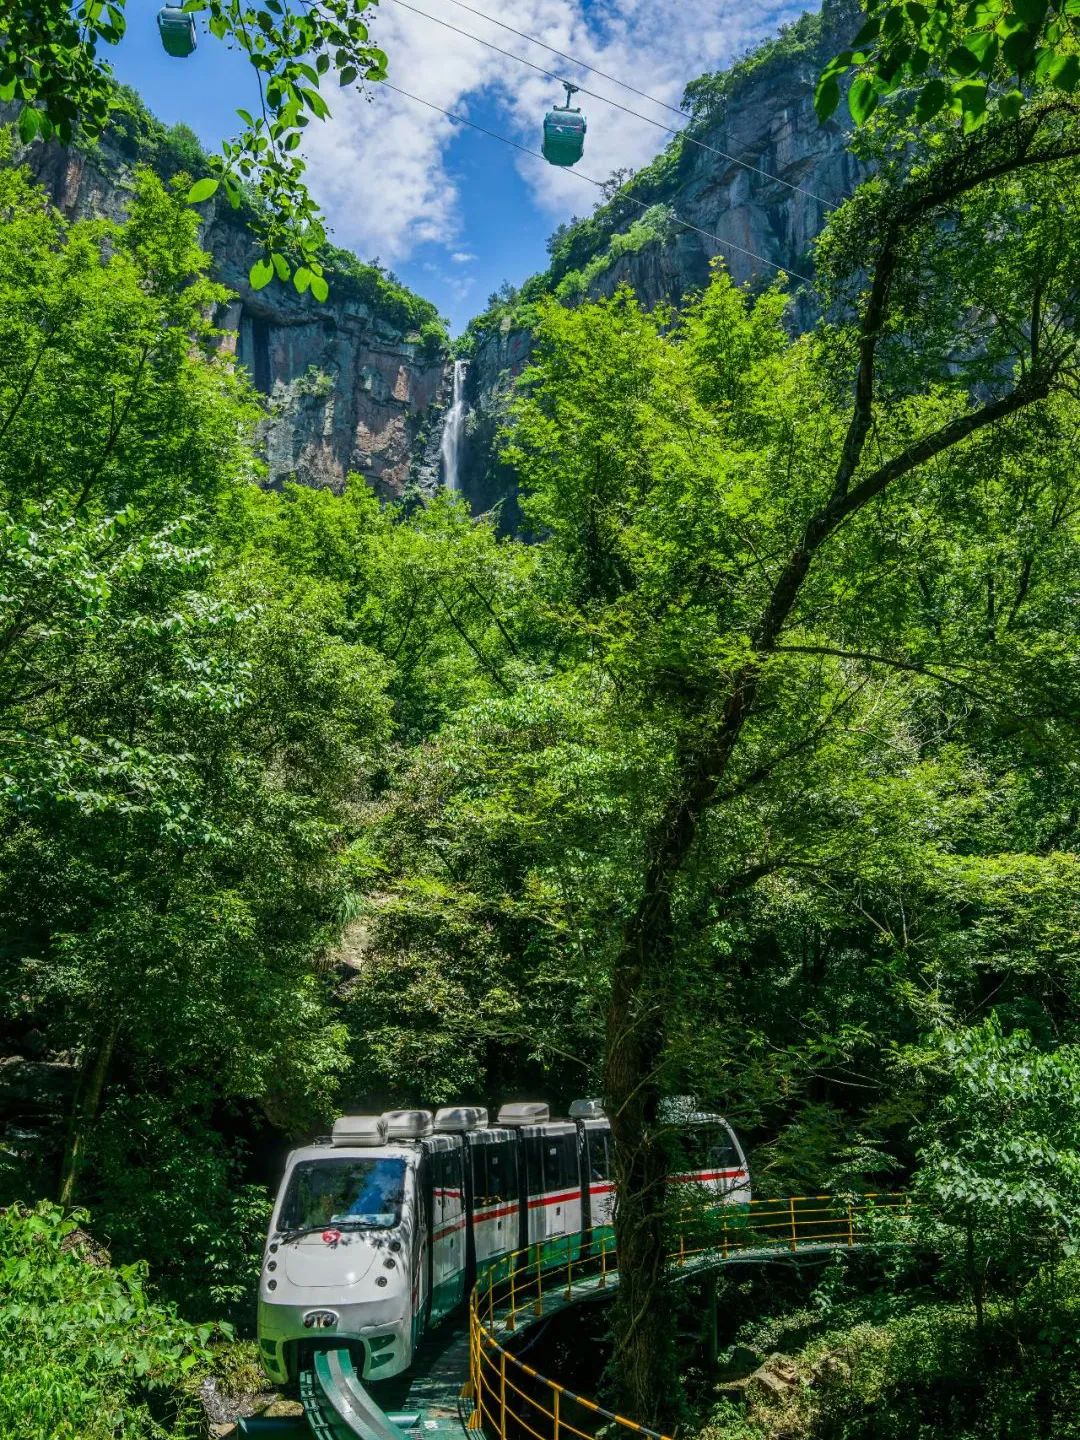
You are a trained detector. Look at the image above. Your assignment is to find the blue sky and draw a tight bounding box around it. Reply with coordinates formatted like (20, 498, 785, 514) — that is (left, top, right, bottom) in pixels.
(110, 0, 814, 332)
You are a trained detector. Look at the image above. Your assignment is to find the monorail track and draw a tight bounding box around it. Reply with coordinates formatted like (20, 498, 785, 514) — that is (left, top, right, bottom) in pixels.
(239, 1303, 473, 1440)
(240, 1194, 908, 1440)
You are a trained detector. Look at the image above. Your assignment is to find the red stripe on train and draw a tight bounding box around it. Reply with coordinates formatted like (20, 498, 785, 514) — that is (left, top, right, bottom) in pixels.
(528, 1189, 582, 1210)
(672, 1169, 748, 1183)
(473, 1202, 519, 1222)
(432, 1217, 466, 1243)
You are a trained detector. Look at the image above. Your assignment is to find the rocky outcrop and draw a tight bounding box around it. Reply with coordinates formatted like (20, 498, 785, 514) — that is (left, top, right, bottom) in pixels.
(459, 0, 864, 519)
(16, 129, 452, 499)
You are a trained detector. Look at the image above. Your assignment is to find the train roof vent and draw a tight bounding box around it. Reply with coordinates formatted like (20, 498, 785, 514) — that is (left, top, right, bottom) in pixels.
(332, 1115, 388, 1147)
(569, 1098, 605, 1119)
(496, 1102, 550, 1126)
(434, 1106, 488, 1133)
(382, 1109, 434, 1140)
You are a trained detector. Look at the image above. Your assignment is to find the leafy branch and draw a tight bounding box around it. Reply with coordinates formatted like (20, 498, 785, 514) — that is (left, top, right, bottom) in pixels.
(0, 0, 388, 296)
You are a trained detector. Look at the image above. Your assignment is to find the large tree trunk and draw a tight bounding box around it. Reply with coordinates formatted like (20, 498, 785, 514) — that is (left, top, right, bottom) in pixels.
(58, 1014, 120, 1208)
(604, 863, 678, 1425)
(604, 699, 755, 1424)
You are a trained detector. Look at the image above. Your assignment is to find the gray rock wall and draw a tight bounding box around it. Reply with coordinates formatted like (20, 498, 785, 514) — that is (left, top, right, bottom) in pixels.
(460, 0, 864, 520)
(14, 130, 452, 498)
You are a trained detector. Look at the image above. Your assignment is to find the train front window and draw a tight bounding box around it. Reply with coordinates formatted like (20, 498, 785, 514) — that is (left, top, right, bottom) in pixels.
(677, 1128, 738, 1175)
(281, 1158, 408, 1231)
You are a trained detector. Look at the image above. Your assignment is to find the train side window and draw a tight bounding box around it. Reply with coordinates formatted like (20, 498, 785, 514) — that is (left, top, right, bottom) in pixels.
(707, 1129, 738, 1171)
(566, 1136, 580, 1190)
(470, 1144, 488, 1207)
(487, 1139, 517, 1205)
(445, 1147, 464, 1218)
(431, 1150, 444, 1223)
(546, 1135, 577, 1192)
(588, 1131, 611, 1183)
(523, 1135, 546, 1196)
(433, 1147, 462, 1221)
(681, 1127, 738, 1173)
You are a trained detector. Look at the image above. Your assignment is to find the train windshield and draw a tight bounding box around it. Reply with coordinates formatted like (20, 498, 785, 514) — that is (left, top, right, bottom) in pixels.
(676, 1126, 740, 1176)
(281, 1157, 408, 1230)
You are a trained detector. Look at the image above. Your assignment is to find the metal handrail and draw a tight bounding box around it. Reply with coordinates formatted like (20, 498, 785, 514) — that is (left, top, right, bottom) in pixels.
(466, 1193, 909, 1440)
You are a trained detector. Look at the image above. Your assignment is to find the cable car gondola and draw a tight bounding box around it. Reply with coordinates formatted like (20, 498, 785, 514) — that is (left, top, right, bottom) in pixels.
(542, 82, 586, 167)
(157, 6, 197, 57)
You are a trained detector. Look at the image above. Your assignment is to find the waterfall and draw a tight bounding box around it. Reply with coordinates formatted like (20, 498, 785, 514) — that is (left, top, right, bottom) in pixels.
(440, 359, 468, 492)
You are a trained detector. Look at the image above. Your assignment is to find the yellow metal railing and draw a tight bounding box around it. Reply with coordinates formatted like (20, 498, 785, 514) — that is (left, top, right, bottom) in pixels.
(465, 1194, 908, 1440)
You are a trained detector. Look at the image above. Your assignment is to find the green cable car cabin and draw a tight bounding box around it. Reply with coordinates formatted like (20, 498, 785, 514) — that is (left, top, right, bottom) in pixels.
(543, 83, 586, 167)
(157, 6, 197, 57)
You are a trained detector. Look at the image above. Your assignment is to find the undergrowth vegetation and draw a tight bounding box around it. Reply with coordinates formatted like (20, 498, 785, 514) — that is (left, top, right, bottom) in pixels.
(0, 1203, 220, 1440)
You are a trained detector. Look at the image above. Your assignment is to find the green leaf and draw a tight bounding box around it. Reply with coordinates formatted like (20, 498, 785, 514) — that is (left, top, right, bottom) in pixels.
(997, 87, 1024, 118)
(947, 44, 982, 74)
(17, 106, 40, 144)
(814, 72, 841, 121)
(249, 258, 274, 290)
(848, 73, 879, 124)
(915, 76, 950, 121)
(964, 29, 1000, 67)
(186, 177, 219, 204)
(954, 78, 989, 129)
(1002, 25, 1037, 68)
(271, 252, 290, 280)
(293, 266, 313, 294)
(299, 86, 330, 119)
(339, 65, 358, 86)
(310, 274, 329, 302)
(851, 16, 882, 45)
(1047, 52, 1080, 90)
(1010, 0, 1047, 21)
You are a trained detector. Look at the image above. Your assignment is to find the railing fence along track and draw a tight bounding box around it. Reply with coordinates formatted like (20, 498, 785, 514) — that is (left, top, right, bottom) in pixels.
(465, 1194, 909, 1440)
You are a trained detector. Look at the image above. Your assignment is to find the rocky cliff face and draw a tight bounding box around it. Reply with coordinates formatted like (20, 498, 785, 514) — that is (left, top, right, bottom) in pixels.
(7, 0, 862, 513)
(19, 129, 452, 499)
(459, 0, 863, 520)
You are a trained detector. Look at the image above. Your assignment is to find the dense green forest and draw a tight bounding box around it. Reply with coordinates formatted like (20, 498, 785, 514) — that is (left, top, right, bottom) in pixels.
(2, 0, 1080, 1435)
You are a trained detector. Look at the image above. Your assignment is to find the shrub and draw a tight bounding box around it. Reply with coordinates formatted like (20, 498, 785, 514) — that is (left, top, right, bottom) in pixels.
(0, 1202, 220, 1440)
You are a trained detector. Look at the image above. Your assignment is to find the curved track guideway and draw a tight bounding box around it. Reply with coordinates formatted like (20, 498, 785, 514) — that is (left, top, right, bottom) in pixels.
(240, 1320, 473, 1440)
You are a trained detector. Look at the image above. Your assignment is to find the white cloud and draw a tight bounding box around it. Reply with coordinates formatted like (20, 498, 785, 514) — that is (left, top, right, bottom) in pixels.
(303, 0, 813, 265)
(451, 250, 477, 263)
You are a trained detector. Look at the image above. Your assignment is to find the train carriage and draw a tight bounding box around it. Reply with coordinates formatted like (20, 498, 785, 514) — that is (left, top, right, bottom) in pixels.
(498, 1103, 583, 1262)
(459, 1115, 519, 1282)
(257, 1097, 749, 1385)
(571, 1098, 615, 1244)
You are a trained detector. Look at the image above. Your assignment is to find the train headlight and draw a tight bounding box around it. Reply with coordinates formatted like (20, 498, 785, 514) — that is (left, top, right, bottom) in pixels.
(376, 1276, 389, 1288)
(303, 1310, 339, 1329)
(389, 1239, 402, 1252)
(384, 1257, 396, 1269)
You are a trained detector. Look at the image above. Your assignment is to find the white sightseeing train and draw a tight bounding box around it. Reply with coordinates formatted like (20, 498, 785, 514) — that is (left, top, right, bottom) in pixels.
(256, 1099, 749, 1386)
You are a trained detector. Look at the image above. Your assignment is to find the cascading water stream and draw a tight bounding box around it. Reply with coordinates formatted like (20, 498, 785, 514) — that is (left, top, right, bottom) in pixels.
(440, 359, 468, 491)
